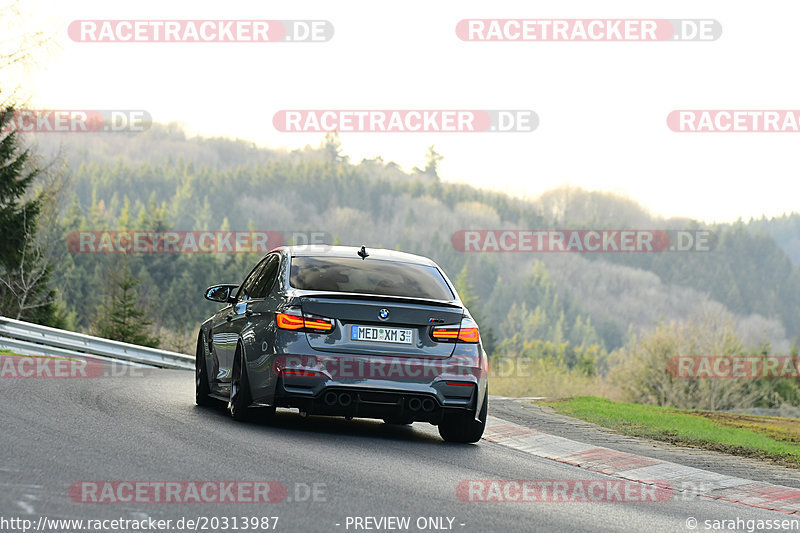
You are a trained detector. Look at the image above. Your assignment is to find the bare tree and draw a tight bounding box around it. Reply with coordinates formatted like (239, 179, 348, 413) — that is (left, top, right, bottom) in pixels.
(609, 309, 783, 410)
(0, 0, 59, 105)
(0, 207, 52, 319)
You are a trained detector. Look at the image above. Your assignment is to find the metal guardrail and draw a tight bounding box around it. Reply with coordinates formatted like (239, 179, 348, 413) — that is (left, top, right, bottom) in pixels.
(0, 316, 194, 370)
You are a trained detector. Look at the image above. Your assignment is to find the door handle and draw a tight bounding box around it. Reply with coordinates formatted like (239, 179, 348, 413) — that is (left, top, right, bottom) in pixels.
(226, 314, 233, 322)
(245, 310, 253, 317)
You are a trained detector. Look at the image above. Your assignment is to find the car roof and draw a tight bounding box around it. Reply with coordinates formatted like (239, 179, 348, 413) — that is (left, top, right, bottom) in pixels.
(279, 245, 440, 267)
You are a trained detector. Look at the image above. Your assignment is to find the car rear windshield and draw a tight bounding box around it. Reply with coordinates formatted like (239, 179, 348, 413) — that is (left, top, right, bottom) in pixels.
(290, 256, 454, 301)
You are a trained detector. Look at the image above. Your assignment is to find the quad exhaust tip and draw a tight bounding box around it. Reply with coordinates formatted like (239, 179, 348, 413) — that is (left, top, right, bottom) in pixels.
(338, 392, 353, 407)
(323, 391, 338, 406)
(408, 397, 436, 412)
(322, 391, 434, 412)
(407, 397, 422, 411)
(322, 391, 354, 407)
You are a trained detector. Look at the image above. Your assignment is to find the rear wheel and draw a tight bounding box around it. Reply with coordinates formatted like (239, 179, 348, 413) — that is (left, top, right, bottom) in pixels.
(229, 346, 275, 422)
(195, 333, 214, 406)
(229, 347, 255, 421)
(438, 393, 487, 443)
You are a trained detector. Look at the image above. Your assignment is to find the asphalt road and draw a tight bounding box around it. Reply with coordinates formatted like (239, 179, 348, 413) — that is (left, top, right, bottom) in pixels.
(0, 368, 793, 533)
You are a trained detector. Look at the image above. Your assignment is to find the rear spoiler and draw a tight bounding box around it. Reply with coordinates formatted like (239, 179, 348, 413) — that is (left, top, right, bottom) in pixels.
(295, 291, 463, 309)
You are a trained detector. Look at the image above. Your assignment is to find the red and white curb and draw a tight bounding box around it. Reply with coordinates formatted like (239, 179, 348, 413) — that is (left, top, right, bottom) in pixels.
(483, 415, 800, 514)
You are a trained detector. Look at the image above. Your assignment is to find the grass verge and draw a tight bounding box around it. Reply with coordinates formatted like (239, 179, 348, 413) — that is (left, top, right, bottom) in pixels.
(489, 358, 613, 398)
(543, 396, 800, 467)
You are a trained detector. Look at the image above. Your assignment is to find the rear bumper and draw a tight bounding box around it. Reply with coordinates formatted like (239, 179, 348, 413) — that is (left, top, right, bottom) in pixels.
(274, 378, 478, 424)
(275, 385, 475, 424)
(247, 341, 488, 422)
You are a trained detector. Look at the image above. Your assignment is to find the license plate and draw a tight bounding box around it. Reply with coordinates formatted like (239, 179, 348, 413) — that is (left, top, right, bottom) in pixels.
(351, 325, 413, 344)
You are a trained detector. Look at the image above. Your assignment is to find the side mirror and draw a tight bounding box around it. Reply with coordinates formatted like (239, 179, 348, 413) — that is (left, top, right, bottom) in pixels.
(205, 284, 238, 304)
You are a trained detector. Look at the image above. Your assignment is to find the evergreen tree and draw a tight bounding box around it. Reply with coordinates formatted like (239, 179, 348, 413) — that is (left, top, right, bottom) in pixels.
(423, 145, 443, 178)
(322, 131, 343, 164)
(0, 109, 40, 269)
(0, 107, 60, 324)
(455, 266, 496, 355)
(93, 260, 159, 347)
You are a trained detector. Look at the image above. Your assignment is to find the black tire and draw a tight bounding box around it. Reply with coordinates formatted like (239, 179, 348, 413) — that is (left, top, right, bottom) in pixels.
(195, 333, 214, 406)
(438, 393, 487, 443)
(228, 345, 275, 422)
(228, 346, 255, 421)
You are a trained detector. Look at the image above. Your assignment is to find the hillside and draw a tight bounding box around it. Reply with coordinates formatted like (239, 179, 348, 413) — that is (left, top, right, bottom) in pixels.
(29, 125, 800, 358)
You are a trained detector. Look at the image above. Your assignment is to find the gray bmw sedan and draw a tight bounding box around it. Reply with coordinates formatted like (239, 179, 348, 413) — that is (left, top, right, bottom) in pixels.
(197, 245, 488, 443)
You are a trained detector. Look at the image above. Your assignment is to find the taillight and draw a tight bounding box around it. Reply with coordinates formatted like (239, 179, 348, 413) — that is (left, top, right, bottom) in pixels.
(277, 313, 304, 330)
(277, 312, 334, 333)
(456, 328, 479, 343)
(432, 328, 459, 341)
(303, 317, 334, 332)
(431, 320, 480, 343)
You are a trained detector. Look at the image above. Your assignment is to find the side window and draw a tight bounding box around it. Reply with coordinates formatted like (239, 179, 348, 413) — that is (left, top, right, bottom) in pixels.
(236, 259, 268, 301)
(251, 255, 280, 299)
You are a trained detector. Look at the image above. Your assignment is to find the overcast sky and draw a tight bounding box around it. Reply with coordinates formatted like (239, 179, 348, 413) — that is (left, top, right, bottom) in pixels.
(11, 0, 800, 223)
